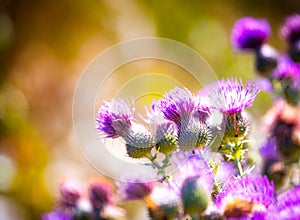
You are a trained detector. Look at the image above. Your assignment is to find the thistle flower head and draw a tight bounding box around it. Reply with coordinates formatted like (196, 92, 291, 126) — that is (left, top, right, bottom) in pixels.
(146, 103, 178, 155)
(204, 78, 259, 114)
(178, 116, 210, 150)
(277, 186, 300, 219)
(280, 14, 300, 43)
(216, 175, 275, 219)
(96, 99, 135, 138)
(117, 180, 154, 201)
(157, 87, 196, 127)
(231, 17, 271, 50)
(123, 122, 154, 158)
(88, 182, 114, 211)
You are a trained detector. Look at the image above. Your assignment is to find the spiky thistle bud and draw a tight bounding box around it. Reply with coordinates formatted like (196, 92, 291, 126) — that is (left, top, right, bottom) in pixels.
(123, 122, 154, 159)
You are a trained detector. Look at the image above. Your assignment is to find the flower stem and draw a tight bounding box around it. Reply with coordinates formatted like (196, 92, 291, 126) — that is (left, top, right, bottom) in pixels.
(235, 157, 244, 177)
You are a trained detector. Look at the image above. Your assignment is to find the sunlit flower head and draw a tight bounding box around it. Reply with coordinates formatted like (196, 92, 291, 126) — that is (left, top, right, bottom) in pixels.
(280, 14, 300, 43)
(157, 87, 196, 127)
(204, 78, 260, 114)
(231, 17, 271, 50)
(96, 99, 135, 138)
(216, 175, 275, 219)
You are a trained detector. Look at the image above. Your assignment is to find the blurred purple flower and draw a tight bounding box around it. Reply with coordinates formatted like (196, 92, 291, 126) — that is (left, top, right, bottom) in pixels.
(59, 179, 84, 209)
(231, 17, 271, 50)
(280, 14, 300, 43)
(255, 77, 273, 93)
(88, 182, 114, 211)
(96, 99, 135, 138)
(272, 56, 300, 88)
(117, 180, 153, 200)
(260, 139, 280, 160)
(204, 78, 259, 114)
(277, 185, 300, 219)
(42, 211, 71, 220)
(216, 175, 275, 219)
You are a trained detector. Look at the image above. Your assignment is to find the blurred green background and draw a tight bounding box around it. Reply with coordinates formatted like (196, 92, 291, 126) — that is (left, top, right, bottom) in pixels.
(0, 0, 299, 219)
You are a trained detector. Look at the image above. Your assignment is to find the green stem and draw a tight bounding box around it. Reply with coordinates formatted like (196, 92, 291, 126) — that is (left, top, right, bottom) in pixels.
(235, 157, 244, 177)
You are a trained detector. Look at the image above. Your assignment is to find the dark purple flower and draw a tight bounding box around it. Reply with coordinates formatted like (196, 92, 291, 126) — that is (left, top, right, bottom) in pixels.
(157, 87, 196, 127)
(42, 211, 71, 220)
(277, 186, 300, 219)
(96, 99, 135, 138)
(281, 14, 300, 43)
(117, 180, 153, 200)
(204, 78, 260, 114)
(88, 182, 114, 211)
(216, 175, 276, 219)
(231, 17, 271, 50)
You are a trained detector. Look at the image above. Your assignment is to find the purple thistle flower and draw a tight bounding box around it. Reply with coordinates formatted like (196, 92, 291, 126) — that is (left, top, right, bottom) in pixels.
(88, 182, 114, 211)
(277, 185, 300, 219)
(96, 99, 135, 138)
(58, 179, 83, 214)
(157, 87, 196, 127)
(117, 180, 153, 201)
(216, 175, 276, 219)
(272, 56, 300, 88)
(231, 17, 271, 50)
(204, 78, 260, 114)
(42, 211, 71, 220)
(281, 14, 300, 43)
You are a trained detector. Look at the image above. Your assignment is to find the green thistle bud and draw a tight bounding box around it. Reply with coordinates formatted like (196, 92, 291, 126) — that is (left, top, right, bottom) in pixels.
(181, 176, 209, 216)
(178, 117, 210, 150)
(156, 134, 177, 155)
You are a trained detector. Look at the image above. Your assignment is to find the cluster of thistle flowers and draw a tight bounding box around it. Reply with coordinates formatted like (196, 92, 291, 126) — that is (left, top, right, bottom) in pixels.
(231, 14, 300, 190)
(42, 179, 125, 220)
(43, 14, 300, 220)
(91, 77, 298, 218)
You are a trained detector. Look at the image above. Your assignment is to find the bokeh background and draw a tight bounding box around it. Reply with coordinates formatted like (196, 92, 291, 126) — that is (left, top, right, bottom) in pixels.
(0, 0, 300, 219)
